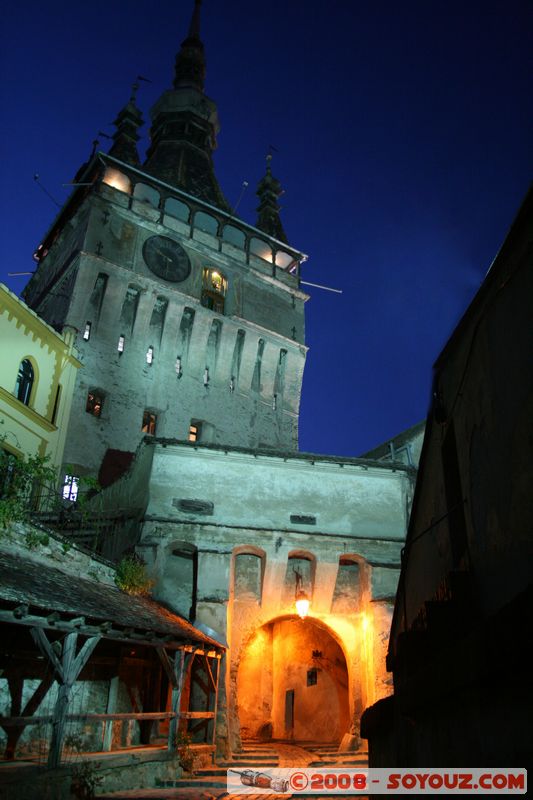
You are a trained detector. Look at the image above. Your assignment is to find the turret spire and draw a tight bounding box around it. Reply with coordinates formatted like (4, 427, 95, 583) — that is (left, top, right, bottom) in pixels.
(108, 80, 144, 166)
(255, 154, 288, 244)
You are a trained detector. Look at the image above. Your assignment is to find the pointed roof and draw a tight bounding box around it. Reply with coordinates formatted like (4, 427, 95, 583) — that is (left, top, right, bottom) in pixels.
(143, 0, 230, 210)
(255, 154, 289, 244)
(174, 0, 206, 91)
(108, 82, 144, 166)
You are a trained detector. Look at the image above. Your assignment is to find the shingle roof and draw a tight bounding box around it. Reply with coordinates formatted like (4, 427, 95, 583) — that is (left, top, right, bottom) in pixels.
(0, 550, 223, 650)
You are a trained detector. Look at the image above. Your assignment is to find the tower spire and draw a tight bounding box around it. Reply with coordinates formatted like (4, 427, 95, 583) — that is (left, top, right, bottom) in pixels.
(255, 153, 288, 244)
(173, 0, 205, 91)
(108, 80, 144, 166)
(143, 0, 230, 210)
(188, 0, 202, 40)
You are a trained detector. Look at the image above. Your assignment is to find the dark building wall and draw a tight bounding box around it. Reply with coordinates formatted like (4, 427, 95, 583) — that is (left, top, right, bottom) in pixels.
(362, 187, 533, 767)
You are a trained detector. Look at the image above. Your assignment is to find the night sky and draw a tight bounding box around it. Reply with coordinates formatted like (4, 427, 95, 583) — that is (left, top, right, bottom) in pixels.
(1, 1, 531, 457)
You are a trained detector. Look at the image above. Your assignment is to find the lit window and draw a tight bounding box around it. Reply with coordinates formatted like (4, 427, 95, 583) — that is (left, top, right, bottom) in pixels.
(142, 411, 157, 435)
(146, 346, 154, 365)
(117, 335, 125, 354)
(175, 356, 183, 378)
(15, 359, 34, 406)
(201, 268, 227, 314)
(83, 321, 92, 340)
(188, 422, 201, 442)
(62, 475, 79, 502)
(86, 391, 104, 417)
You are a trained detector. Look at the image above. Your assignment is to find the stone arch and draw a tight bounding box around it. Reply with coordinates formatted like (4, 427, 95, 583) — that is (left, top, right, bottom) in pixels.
(236, 614, 350, 744)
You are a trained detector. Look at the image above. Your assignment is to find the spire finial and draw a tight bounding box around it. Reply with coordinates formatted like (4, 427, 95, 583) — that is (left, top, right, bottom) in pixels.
(173, 0, 206, 91)
(188, 0, 202, 40)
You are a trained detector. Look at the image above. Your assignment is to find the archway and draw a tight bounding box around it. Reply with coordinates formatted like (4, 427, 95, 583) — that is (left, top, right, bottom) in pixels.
(237, 616, 349, 743)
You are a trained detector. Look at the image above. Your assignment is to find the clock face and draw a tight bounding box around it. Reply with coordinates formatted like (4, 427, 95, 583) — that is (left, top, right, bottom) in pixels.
(142, 235, 191, 283)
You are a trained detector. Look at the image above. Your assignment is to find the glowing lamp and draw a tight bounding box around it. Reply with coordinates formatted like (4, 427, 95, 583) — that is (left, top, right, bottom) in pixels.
(294, 568, 310, 619)
(295, 590, 310, 619)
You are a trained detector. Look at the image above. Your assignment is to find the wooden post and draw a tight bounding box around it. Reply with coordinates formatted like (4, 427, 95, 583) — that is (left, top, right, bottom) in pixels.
(168, 650, 185, 752)
(211, 656, 221, 746)
(102, 675, 119, 751)
(31, 628, 101, 768)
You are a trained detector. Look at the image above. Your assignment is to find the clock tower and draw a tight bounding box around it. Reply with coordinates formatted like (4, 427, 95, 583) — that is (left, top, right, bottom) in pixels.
(22, 1, 308, 483)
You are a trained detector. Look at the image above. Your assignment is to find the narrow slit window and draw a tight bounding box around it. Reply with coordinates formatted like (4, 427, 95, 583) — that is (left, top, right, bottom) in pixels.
(83, 321, 92, 341)
(117, 335, 125, 354)
(142, 411, 157, 435)
(188, 422, 201, 442)
(86, 391, 104, 418)
(146, 346, 154, 365)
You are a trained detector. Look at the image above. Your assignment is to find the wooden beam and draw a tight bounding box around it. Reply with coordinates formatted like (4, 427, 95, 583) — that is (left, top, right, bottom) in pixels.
(102, 675, 119, 752)
(2, 671, 55, 759)
(179, 711, 215, 719)
(0, 711, 177, 726)
(30, 628, 101, 768)
(211, 657, 221, 746)
(204, 654, 217, 692)
(168, 650, 186, 753)
(156, 647, 177, 688)
(2, 610, 224, 654)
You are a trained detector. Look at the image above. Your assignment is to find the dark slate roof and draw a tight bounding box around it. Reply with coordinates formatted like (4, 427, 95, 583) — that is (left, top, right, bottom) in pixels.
(0, 550, 223, 649)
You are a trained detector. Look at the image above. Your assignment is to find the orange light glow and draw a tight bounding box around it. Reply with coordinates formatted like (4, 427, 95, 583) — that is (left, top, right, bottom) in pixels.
(295, 591, 310, 619)
(102, 168, 132, 194)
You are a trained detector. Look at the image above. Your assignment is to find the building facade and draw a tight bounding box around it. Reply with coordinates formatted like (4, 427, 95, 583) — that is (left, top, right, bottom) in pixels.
(22, 3, 307, 486)
(14, 1, 418, 757)
(0, 283, 80, 482)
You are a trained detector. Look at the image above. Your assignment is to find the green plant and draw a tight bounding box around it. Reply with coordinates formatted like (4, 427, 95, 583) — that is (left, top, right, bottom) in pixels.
(71, 760, 104, 799)
(25, 529, 50, 549)
(115, 555, 153, 596)
(175, 729, 196, 774)
(62, 732, 102, 799)
(0, 446, 57, 529)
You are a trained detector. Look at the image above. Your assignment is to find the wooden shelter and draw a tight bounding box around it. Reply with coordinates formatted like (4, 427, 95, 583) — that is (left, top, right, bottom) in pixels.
(0, 549, 225, 768)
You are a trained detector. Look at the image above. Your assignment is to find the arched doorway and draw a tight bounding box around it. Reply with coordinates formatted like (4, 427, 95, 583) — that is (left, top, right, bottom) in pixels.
(237, 616, 349, 743)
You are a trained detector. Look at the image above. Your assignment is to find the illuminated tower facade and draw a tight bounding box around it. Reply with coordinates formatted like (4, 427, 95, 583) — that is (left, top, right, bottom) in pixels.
(22, 1, 308, 482)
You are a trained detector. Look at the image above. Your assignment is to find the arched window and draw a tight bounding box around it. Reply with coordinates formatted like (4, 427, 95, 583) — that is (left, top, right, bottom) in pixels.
(222, 224, 246, 249)
(233, 547, 265, 602)
(133, 182, 160, 208)
(164, 197, 190, 222)
(194, 211, 218, 235)
(15, 359, 34, 406)
(201, 268, 227, 314)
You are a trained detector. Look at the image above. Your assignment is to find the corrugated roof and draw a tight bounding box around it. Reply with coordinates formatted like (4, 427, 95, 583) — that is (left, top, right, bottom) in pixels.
(0, 550, 223, 649)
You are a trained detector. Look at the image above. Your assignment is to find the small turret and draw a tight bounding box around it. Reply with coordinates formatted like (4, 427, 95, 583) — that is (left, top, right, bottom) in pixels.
(108, 81, 144, 166)
(255, 154, 288, 244)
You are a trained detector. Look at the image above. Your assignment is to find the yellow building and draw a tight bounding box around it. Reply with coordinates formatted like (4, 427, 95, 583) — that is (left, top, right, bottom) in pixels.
(0, 283, 81, 481)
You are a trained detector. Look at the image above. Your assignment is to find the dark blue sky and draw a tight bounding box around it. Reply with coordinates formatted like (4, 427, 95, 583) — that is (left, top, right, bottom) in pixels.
(1, 1, 531, 456)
